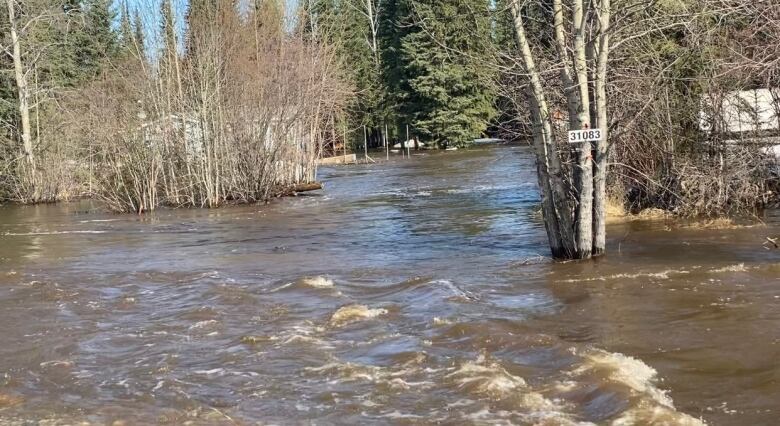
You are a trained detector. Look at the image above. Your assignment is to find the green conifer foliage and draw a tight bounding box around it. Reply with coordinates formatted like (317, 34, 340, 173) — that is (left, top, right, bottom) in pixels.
(398, 0, 497, 147)
(160, 0, 177, 61)
(119, 1, 133, 53)
(133, 9, 145, 58)
(73, 0, 117, 79)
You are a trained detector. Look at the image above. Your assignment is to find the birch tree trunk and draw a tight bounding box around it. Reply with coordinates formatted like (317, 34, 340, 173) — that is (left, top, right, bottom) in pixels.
(592, 0, 611, 256)
(510, 0, 611, 260)
(572, 0, 593, 259)
(511, 1, 576, 259)
(363, 0, 379, 64)
(6, 0, 34, 168)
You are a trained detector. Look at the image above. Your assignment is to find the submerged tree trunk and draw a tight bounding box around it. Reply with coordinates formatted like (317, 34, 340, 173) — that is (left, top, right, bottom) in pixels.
(511, 1, 576, 259)
(572, 0, 593, 259)
(510, 0, 611, 260)
(592, 0, 611, 256)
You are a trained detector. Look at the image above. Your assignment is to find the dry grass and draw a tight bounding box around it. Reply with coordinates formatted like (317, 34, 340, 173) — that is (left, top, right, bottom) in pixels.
(680, 217, 764, 230)
(606, 197, 669, 223)
(606, 196, 765, 229)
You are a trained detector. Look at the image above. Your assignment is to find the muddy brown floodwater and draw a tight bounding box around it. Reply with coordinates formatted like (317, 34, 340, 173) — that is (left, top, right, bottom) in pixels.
(0, 146, 779, 425)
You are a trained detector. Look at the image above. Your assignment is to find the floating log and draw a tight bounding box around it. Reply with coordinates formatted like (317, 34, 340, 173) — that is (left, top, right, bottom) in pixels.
(291, 182, 323, 193)
(275, 182, 323, 197)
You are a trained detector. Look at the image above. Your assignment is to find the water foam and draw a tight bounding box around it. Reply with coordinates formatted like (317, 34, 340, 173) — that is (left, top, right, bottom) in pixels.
(560, 269, 691, 283)
(304, 360, 430, 390)
(301, 276, 335, 288)
(432, 279, 479, 301)
(575, 349, 674, 406)
(446, 355, 527, 398)
(709, 263, 749, 273)
(446, 354, 586, 425)
(330, 305, 388, 326)
(3, 230, 107, 236)
(572, 349, 706, 425)
(612, 402, 706, 426)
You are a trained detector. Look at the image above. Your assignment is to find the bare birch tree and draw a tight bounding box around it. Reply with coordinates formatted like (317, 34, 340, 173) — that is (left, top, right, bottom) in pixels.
(62, 0, 350, 213)
(510, 0, 611, 259)
(5, 0, 33, 169)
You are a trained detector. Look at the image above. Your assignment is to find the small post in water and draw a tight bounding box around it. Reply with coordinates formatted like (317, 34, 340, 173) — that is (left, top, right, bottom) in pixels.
(363, 125, 368, 164)
(343, 123, 348, 163)
(405, 124, 410, 157)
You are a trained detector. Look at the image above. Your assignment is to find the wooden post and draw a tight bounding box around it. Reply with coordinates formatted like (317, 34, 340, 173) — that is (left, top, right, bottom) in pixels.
(406, 124, 410, 157)
(363, 125, 368, 164)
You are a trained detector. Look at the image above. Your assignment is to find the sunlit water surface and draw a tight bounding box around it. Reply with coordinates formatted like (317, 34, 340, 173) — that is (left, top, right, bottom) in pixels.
(1, 146, 778, 425)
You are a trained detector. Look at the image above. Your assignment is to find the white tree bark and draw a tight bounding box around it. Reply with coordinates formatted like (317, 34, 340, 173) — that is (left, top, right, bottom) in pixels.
(6, 0, 34, 168)
(592, 0, 611, 256)
(511, 0, 611, 260)
(511, 1, 576, 258)
(572, 0, 593, 258)
(552, 0, 579, 127)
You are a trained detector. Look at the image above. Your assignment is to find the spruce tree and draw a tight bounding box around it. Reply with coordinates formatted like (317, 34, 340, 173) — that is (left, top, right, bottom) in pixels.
(306, 0, 391, 146)
(160, 0, 177, 63)
(0, 5, 15, 144)
(73, 0, 117, 79)
(378, 0, 413, 130)
(118, 2, 134, 56)
(399, 0, 497, 147)
(133, 9, 145, 58)
(159, 0, 181, 111)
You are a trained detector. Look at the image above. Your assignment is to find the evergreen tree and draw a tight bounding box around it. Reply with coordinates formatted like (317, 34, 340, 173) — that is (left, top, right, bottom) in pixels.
(254, 0, 284, 39)
(378, 0, 413, 130)
(306, 0, 391, 146)
(1, 2, 18, 139)
(118, 2, 134, 55)
(73, 0, 117, 79)
(492, 0, 516, 50)
(160, 0, 177, 62)
(159, 0, 181, 110)
(133, 9, 145, 58)
(399, 0, 497, 147)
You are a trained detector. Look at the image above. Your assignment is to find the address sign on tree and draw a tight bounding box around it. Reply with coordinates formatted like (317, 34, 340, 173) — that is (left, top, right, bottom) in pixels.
(568, 128, 603, 143)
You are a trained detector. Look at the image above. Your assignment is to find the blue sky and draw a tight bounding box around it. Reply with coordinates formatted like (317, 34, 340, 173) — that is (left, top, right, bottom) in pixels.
(119, 0, 188, 57)
(120, 0, 299, 57)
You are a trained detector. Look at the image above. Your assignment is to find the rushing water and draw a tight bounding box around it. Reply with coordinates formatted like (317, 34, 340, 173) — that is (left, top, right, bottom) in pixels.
(1, 145, 779, 425)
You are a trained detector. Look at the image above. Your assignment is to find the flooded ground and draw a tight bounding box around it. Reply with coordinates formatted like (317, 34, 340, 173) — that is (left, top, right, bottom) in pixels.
(0, 145, 778, 425)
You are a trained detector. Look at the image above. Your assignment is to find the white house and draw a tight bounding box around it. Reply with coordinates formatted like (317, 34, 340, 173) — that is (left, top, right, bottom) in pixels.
(699, 88, 780, 134)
